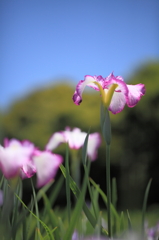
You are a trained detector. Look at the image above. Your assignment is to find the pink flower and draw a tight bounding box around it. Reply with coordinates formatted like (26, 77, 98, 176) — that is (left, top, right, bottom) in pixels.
(0, 138, 35, 178)
(46, 127, 101, 161)
(73, 73, 145, 114)
(32, 149, 63, 188)
(0, 138, 63, 188)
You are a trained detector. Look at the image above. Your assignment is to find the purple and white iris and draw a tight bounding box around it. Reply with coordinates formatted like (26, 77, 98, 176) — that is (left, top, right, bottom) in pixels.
(73, 73, 145, 114)
(46, 127, 101, 161)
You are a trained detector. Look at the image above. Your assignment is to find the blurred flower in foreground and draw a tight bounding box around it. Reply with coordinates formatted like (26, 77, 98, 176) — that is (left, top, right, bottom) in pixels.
(0, 138, 63, 187)
(73, 73, 145, 114)
(0, 138, 35, 178)
(46, 127, 101, 161)
(146, 222, 159, 240)
(32, 149, 63, 188)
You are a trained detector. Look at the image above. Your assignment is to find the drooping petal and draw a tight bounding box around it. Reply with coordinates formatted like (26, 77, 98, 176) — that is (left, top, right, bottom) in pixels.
(87, 133, 101, 161)
(33, 150, 63, 188)
(72, 75, 102, 105)
(45, 132, 65, 151)
(126, 84, 146, 107)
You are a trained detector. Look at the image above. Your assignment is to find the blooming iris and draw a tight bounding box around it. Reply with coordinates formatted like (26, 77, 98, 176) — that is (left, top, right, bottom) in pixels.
(73, 73, 146, 114)
(0, 138, 63, 187)
(46, 127, 101, 161)
(32, 149, 63, 188)
(0, 138, 35, 179)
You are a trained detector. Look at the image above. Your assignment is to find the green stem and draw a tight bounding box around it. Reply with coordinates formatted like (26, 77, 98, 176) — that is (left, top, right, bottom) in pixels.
(106, 144, 112, 238)
(101, 105, 112, 238)
(70, 151, 80, 187)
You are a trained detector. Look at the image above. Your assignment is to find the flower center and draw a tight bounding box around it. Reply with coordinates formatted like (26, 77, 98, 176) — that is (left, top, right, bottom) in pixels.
(94, 82, 118, 108)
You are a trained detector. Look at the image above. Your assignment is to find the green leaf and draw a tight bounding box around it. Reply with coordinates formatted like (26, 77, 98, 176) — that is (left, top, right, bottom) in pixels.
(31, 179, 40, 232)
(126, 209, 132, 232)
(36, 181, 54, 202)
(14, 193, 54, 240)
(63, 158, 89, 240)
(89, 178, 120, 221)
(141, 178, 152, 236)
(60, 164, 108, 236)
(48, 175, 64, 207)
(42, 193, 61, 240)
(120, 211, 125, 234)
(65, 143, 71, 223)
(82, 129, 90, 165)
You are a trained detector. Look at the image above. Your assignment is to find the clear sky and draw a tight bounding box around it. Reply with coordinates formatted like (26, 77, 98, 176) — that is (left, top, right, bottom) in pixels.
(0, 0, 159, 110)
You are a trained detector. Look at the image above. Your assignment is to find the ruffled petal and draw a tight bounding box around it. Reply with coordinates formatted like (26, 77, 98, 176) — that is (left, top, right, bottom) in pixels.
(87, 133, 101, 161)
(126, 84, 146, 107)
(33, 150, 63, 188)
(45, 132, 65, 151)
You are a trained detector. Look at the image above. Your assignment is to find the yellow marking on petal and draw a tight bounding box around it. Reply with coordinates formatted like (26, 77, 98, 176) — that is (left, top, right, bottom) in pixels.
(105, 84, 118, 108)
(94, 81, 118, 108)
(94, 81, 106, 104)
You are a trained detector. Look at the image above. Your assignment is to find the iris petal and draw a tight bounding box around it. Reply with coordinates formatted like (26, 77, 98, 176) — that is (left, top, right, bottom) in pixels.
(33, 150, 63, 188)
(127, 84, 146, 107)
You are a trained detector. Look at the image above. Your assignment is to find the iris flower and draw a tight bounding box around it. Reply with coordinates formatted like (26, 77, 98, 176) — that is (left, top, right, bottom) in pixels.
(0, 138, 35, 178)
(32, 149, 63, 188)
(73, 73, 146, 114)
(46, 127, 101, 161)
(0, 138, 63, 187)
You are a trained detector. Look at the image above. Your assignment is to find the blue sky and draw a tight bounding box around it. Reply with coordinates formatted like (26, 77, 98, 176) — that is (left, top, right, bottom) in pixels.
(0, 0, 159, 110)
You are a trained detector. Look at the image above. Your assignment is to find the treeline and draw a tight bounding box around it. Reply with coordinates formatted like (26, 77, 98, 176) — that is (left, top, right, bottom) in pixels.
(1, 61, 159, 209)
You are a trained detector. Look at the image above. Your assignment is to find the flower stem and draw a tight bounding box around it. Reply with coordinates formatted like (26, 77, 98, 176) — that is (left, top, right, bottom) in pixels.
(71, 150, 80, 188)
(106, 143, 112, 238)
(100, 104, 112, 238)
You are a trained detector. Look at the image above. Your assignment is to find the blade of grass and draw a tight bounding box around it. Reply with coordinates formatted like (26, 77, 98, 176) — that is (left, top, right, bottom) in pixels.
(83, 162, 98, 221)
(126, 209, 132, 232)
(35, 228, 45, 240)
(31, 179, 40, 232)
(82, 130, 99, 221)
(63, 160, 88, 240)
(48, 175, 64, 207)
(90, 178, 119, 221)
(120, 211, 125, 234)
(141, 178, 152, 237)
(14, 193, 54, 240)
(12, 178, 22, 226)
(112, 177, 117, 235)
(42, 193, 61, 240)
(82, 129, 90, 166)
(60, 164, 108, 236)
(65, 143, 71, 223)
(36, 181, 54, 202)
